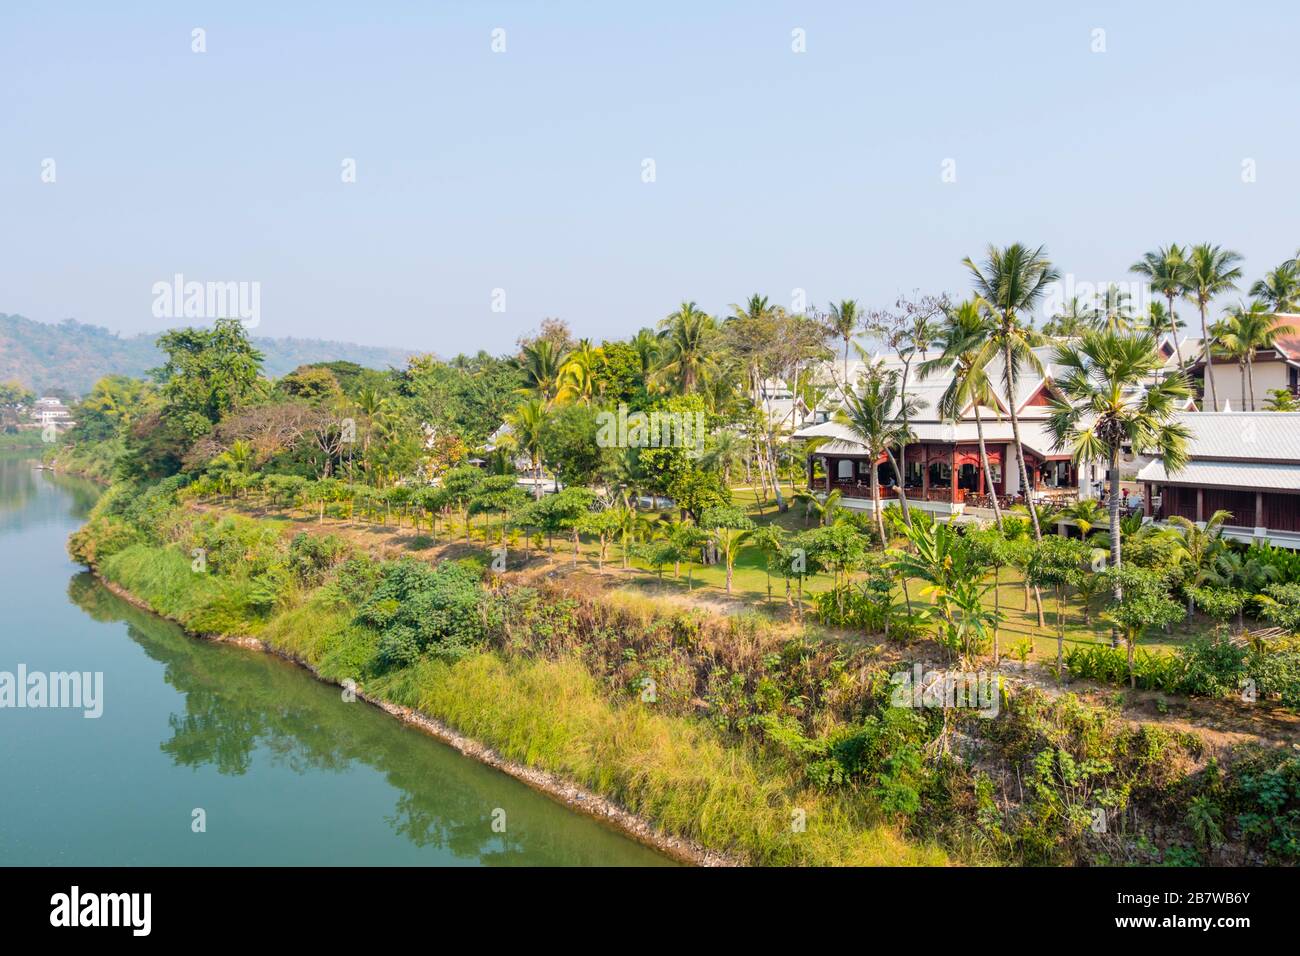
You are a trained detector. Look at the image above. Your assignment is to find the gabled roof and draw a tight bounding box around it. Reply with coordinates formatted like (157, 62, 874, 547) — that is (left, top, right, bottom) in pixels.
(1136, 411, 1300, 490)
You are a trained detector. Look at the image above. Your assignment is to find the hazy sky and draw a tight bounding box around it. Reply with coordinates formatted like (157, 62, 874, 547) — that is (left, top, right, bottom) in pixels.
(3, 1, 1299, 355)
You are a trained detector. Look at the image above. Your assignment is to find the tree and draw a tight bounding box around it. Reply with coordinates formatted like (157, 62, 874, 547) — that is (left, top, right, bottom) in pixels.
(749, 525, 787, 604)
(965, 528, 1013, 663)
(577, 506, 621, 572)
(1185, 243, 1244, 411)
(656, 302, 718, 395)
(1250, 259, 1300, 313)
(517, 338, 568, 403)
(824, 299, 860, 382)
(441, 465, 486, 540)
(963, 243, 1060, 538)
(699, 505, 754, 594)
(153, 318, 265, 438)
(1026, 536, 1089, 681)
(1047, 331, 1191, 620)
(505, 398, 549, 499)
(557, 339, 600, 405)
(836, 363, 917, 544)
(1213, 302, 1278, 411)
(1103, 565, 1183, 687)
(920, 299, 1005, 528)
(1042, 295, 1099, 338)
(538, 402, 602, 487)
(1264, 388, 1299, 411)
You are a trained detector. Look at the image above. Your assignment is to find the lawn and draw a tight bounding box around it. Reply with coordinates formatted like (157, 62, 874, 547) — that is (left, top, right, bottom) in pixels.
(208, 483, 1221, 665)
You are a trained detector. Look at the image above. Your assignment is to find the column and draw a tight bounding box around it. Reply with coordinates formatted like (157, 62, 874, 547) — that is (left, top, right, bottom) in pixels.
(1196, 487, 1204, 523)
(950, 445, 957, 505)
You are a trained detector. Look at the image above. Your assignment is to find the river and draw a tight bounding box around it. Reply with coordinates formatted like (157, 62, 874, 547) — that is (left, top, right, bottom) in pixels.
(0, 456, 670, 866)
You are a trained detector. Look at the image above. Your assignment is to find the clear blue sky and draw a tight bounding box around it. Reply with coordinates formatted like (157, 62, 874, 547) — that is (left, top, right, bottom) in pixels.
(3, 1, 1298, 355)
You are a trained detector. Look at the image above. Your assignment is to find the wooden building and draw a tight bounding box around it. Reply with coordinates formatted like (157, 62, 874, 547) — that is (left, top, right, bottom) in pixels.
(1137, 412, 1300, 547)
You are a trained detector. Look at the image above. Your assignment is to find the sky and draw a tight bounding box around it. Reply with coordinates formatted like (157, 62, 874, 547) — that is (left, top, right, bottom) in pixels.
(3, 1, 1299, 356)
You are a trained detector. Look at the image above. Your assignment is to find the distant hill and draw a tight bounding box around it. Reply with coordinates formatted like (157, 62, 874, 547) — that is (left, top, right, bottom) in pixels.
(0, 313, 420, 395)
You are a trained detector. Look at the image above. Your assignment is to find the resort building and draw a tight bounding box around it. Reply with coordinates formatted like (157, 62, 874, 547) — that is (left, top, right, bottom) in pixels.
(1137, 412, 1300, 548)
(1184, 314, 1300, 411)
(791, 347, 1109, 518)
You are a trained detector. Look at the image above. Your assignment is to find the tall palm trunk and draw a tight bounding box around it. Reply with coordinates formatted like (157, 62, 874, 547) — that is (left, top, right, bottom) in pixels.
(1004, 338, 1041, 539)
(1239, 359, 1248, 413)
(1166, 293, 1184, 370)
(885, 449, 911, 525)
(1199, 299, 1218, 410)
(972, 403, 1003, 529)
(869, 465, 886, 546)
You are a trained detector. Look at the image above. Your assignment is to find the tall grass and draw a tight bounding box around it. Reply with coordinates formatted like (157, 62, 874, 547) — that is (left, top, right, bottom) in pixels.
(371, 653, 947, 866)
(96, 536, 947, 866)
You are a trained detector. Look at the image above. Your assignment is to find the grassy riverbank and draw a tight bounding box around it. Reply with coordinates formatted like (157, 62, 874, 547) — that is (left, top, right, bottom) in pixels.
(69, 477, 1300, 867)
(87, 533, 945, 866)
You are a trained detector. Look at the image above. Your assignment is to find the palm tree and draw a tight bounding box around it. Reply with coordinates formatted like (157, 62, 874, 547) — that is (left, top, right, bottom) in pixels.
(963, 243, 1059, 539)
(1042, 295, 1099, 338)
(1131, 244, 1192, 370)
(1185, 243, 1244, 410)
(505, 398, 548, 499)
(700, 429, 747, 485)
(556, 338, 599, 405)
(656, 302, 718, 394)
(920, 299, 1005, 528)
(1047, 331, 1191, 589)
(518, 339, 567, 403)
(1095, 284, 1135, 334)
(630, 327, 661, 384)
(836, 364, 916, 545)
(825, 299, 860, 382)
(1250, 260, 1300, 313)
(1065, 498, 1107, 538)
(1214, 303, 1279, 411)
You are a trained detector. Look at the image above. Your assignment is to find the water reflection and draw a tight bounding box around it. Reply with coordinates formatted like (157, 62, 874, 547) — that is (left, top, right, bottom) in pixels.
(66, 573, 671, 866)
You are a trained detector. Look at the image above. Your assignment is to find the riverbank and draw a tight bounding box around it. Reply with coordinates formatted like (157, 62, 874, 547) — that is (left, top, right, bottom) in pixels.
(92, 573, 730, 866)
(69, 481, 953, 866)
(67, 477, 1300, 866)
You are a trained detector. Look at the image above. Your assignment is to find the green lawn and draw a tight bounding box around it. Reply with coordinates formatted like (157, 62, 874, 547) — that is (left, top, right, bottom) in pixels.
(222, 486, 1220, 663)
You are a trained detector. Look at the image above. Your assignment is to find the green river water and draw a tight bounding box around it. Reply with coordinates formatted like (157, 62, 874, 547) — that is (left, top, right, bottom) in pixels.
(0, 456, 670, 866)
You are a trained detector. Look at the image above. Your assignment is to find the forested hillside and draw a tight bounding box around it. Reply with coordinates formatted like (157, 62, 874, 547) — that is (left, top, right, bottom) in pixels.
(0, 313, 417, 395)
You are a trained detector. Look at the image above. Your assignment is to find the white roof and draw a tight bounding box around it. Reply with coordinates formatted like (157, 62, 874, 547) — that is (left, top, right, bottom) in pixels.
(1137, 460, 1300, 491)
(1136, 412, 1300, 488)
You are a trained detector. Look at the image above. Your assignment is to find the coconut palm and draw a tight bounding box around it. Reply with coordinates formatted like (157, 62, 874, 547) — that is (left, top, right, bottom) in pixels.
(1042, 295, 1098, 338)
(656, 302, 718, 395)
(1131, 244, 1192, 370)
(1213, 302, 1279, 411)
(518, 339, 568, 403)
(836, 364, 918, 545)
(556, 338, 599, 405)
(1047, 331, 1191, 589)
(505, 398, 549, 499)
(1095, 284, 1136, 334)
(919, 299, 1005, 528)
(823, 299, 860, 382)
(963, 243, 1059, 539)
(1185, 243, 1244, 410)
(1250, 260, 1300, 314)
